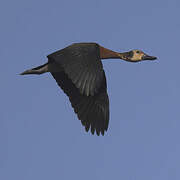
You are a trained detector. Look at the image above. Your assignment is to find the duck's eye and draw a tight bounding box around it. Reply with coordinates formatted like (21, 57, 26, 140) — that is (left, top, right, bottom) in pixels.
(136, 51, 140, 53)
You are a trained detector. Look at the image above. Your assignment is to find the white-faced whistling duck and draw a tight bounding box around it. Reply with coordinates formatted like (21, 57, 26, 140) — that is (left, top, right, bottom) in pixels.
(20, 42, 157, 136)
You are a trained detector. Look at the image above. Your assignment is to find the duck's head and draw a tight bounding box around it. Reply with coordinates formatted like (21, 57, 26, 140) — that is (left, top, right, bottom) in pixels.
(122, 49, 157, 62)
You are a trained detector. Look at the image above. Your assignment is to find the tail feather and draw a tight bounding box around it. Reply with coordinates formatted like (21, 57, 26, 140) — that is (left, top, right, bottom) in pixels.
(20, 63, 48, 75)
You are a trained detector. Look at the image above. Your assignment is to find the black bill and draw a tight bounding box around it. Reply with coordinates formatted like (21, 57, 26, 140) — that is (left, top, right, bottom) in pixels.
(142, 54, 157, 60)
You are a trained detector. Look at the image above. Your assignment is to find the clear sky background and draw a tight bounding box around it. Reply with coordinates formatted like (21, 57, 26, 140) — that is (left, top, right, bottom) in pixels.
(1, 0, 180, 179)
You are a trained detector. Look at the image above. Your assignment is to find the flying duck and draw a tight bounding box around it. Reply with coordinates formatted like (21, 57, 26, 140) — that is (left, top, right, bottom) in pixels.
(20, 43, 157, 136)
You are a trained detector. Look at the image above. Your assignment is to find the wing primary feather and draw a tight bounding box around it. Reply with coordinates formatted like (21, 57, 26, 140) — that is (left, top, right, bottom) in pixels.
(80, 72, 90, 95)
(50, 61, 109, 135)
(82, 98, 95, 132)
(85, 72, 93, 97)
(95, 107, 102, 136)
(78, 99, 91, 121)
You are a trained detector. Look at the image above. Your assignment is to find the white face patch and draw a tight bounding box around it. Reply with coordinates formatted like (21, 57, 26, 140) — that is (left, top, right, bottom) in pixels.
(131, 50, 144, 61)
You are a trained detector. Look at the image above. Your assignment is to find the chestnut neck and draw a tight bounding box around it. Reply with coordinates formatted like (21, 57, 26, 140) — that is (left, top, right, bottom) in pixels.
(99, 46, 124, 60)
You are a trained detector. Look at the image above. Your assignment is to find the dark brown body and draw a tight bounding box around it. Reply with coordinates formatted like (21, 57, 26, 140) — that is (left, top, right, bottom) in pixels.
(20, 42, 157, 136)
(47, 43, 109, 135)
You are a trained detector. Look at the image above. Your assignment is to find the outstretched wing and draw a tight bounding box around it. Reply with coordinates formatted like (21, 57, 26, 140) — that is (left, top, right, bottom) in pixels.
(51, 71, 109, 136)
(47, 43, 104, 96)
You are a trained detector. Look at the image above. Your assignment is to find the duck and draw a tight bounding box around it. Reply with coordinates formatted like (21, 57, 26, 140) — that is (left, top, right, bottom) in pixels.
(20, 42, 157, 136)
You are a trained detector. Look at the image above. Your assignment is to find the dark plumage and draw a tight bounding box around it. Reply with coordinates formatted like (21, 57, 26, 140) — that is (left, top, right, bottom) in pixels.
(20, 42, 157, 136)
(48, 43, 104, 96)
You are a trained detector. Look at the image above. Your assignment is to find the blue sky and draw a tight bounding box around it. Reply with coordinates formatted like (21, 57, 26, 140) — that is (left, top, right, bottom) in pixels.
(1, 0, 180, 179)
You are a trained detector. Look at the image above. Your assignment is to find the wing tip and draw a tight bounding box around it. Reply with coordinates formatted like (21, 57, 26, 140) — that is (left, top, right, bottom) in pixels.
(84, 125, 107, 136)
